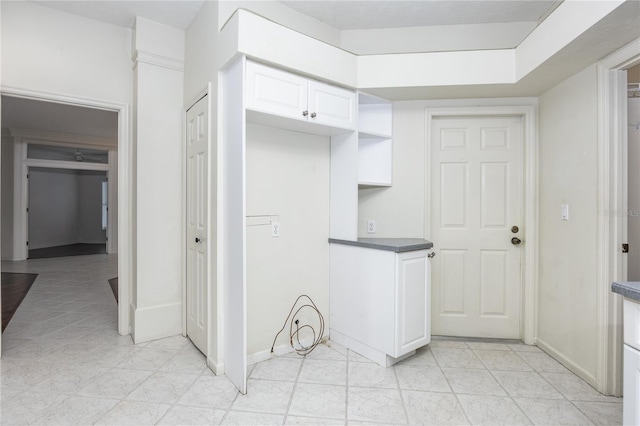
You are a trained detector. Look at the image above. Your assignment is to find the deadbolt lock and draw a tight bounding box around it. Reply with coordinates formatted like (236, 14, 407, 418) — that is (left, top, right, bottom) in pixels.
(511, 226, 519, 233)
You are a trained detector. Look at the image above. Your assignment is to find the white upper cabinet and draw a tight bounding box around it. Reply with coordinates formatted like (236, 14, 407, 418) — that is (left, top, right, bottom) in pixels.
(245, 60, 356, 131)
(308, 80, 356, 130)
(245, 60, 308, 122)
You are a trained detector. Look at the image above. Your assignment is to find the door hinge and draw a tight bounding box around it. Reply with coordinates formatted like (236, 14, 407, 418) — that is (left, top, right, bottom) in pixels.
(26, 207, 29, 213)
(622, 243, 629, 253)
(26, 241, 29, 246)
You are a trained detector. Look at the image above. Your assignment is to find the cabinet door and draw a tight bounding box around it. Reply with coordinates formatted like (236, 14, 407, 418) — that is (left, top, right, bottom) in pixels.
(245, 61, 308, 122)
(308, 80, 356, 130)
(395, 251, 430, 357)
(624, 299, 640, 351)
(624, 345, 640, 426)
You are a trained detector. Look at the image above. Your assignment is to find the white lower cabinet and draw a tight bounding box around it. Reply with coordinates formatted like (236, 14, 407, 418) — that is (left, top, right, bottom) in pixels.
(329, 243, 431, 366)
(624, 298, 640, 425)
(624, 344, 640, 425)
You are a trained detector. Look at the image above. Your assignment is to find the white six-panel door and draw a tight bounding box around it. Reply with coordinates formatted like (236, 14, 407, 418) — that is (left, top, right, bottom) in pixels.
(186, 96, 208, 354)
(431, 116, 523, 338)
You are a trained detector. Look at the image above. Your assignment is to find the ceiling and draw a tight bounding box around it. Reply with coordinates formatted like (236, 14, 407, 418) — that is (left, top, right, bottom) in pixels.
(32, 0, 562, 32)
(32, 0, 204, 30)
(281, 0, 560, 30)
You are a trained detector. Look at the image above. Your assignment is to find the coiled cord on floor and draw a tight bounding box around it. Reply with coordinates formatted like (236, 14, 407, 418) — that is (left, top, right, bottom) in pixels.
(270, 294, 325, 356)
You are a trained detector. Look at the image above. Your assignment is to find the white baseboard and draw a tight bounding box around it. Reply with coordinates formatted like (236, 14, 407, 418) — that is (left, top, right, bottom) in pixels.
(247, 337, 321, 365)
(536, 337, 598, 388)
(132, 302, 182, 344)
(207, 357, 224, 375)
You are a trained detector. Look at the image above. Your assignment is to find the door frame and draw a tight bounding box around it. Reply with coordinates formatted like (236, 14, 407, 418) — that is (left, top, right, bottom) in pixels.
(183, 84, 223, 373)
(425, 105, 538, 344)
(0, 86, 132, 337)
(596, 38, 640, 396)
(10, 134, 116, 257)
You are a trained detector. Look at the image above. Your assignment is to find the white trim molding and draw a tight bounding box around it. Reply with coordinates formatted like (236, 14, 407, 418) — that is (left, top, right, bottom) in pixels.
(8, 128, 117, 150)
(132, 50, 185, 72)
(596, 37, 640, 396)
(424, 105, 538, 345)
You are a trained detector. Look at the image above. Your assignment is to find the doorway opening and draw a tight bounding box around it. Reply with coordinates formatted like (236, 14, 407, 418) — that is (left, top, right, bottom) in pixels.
(0, 90, 130, 354)
(27, 166, 108, 260)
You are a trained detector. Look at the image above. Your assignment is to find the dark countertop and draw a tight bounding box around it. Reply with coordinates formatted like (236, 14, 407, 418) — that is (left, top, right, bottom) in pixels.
(612, 281, 640, 303)
(328, 238, 433, 253)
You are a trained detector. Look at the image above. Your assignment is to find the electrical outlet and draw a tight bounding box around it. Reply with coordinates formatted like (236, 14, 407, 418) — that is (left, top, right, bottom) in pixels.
(271, 222, 280, 237)
(367, 219, 376, 234)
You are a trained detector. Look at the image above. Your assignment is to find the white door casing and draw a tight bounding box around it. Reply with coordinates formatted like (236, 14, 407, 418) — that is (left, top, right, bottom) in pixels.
(186, 95, 209, 355)
(430, 116, 523, 339)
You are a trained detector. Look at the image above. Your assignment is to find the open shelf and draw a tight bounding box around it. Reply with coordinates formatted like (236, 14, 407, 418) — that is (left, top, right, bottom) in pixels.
(357, 93, 392, 187)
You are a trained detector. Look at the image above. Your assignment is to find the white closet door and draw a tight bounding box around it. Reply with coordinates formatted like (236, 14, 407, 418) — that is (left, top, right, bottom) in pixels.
(186, 95, 209, 355)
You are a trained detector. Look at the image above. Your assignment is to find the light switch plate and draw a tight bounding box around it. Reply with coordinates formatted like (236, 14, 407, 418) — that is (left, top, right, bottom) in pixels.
(271, 222, 280, 237)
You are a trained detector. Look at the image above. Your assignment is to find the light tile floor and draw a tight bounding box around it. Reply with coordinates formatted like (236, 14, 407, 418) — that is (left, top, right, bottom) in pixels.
(1, 255, 623, 425)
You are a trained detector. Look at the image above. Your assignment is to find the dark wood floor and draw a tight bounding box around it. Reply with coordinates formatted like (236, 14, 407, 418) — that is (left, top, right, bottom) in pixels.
(1, 272, 38, 332)
(29, 243, 106, 259)
(108, 277, 118, 302)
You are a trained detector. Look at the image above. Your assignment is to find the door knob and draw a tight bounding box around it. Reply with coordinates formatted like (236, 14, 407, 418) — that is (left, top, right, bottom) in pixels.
(310, 112, 317, 118)
(195, 237, 201, 243)
(427, 252, 436, 258)
(302, 110, 309, 117)
(511, 237, 522, 245)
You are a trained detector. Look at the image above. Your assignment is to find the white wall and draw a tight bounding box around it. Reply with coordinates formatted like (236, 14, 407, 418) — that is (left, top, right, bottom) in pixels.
(245, 124, 330, 357)
(1, 135, 14, 259)
(629, 98, 640, 281)
(28, 168, 106, 250)
(0, 1, 133, 105)
(184, 1, 218, 105)
(29, 168, 80, 249)
(537, 65, 599, 383)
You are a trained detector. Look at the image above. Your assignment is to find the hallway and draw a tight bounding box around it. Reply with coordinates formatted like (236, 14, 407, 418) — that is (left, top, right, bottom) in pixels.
(0, 255, 624, 425)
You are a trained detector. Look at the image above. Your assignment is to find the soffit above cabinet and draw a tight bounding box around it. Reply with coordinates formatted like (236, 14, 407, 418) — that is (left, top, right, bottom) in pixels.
(221, 3, 639, 100)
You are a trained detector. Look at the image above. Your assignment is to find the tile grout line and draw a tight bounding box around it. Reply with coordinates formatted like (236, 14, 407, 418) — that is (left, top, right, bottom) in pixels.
(345, 349, 349, 426)
(430, 341, 473, 425)
(483, 345, 536, 425)
(392, 361, 410, 425)
(282, 352, 306, 424)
